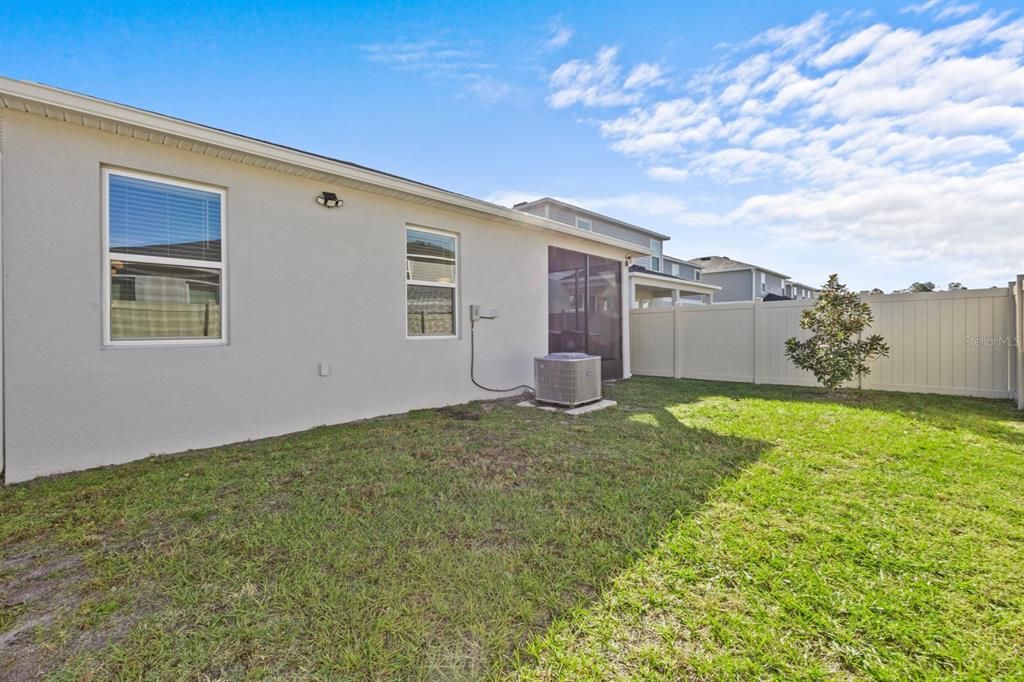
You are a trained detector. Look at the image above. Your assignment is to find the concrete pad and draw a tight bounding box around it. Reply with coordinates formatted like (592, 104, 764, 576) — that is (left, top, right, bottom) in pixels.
(516, 399, 617, 416)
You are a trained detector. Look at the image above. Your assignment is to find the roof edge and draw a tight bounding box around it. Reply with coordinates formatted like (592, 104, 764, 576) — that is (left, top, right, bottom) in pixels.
(0, 77, 652, 256)
(515, 197, 672, 241)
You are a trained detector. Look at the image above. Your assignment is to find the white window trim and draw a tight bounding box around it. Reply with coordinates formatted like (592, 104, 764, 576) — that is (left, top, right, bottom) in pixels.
(575, 216, 593, 231)
(101, 167, 227, 348)
(694, 270, 701, 281)
(405, 224, 459, 340)
(761, 272, 767, 293)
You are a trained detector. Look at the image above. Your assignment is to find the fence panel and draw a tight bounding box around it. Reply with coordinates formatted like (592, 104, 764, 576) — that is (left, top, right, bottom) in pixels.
(755, 300, 817, 387)
(629, 308, 675, 377)
(676, 303, 755, 383)
(630, 285, 1018, 401)
(861, 290, 1012, 398)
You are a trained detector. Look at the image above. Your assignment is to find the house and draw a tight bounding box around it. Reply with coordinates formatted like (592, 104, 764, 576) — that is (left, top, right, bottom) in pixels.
(0, 78, 650, 483)
(690, 256, 793, 302)
(514, 198, 719, 307)
(785, 281, 819, 300)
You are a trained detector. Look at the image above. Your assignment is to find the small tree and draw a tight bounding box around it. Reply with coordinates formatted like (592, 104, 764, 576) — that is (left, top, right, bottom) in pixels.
(785, 274, 890, 391)
(947, 282, 965, 290)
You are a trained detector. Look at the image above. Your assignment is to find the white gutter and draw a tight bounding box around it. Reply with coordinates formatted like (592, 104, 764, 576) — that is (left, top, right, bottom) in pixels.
(0, 77, 651, 257)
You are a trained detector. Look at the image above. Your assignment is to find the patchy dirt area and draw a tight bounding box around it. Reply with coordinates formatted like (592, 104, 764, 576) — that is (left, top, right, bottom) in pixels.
(0, 544, 155, 680)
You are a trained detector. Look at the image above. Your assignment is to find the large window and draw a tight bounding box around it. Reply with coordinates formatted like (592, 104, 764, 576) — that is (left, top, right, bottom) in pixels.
(104, 170, 225, 345)
(406, 226, 457, 337)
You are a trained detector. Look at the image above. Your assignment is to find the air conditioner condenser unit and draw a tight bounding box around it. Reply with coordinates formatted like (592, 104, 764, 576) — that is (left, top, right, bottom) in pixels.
(534, 353, 602, 407)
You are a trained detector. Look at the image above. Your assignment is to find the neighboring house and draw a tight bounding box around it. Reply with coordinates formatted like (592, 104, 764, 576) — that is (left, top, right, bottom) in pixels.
(691, 256, 793, 303)
(662, 255, 704, 282)
(0, 78, 650, 483)
(514, 197, 669, 266)
(785, 281, 819, 300)
(514, 198, 719, 306)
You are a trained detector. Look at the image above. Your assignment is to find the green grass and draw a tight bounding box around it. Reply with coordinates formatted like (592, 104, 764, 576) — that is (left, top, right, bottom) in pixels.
(1, 379, 1022, 680)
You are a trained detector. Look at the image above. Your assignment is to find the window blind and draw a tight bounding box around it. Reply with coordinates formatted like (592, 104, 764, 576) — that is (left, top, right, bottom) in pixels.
(109, 174, 222, 262)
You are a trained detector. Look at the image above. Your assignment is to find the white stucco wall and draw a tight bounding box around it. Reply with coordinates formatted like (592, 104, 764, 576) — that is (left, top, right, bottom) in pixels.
(1, 110, 633, 482)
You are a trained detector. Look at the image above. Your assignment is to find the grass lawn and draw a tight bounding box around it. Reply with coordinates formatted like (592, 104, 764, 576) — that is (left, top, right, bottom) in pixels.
(1, 378, 1022, 680)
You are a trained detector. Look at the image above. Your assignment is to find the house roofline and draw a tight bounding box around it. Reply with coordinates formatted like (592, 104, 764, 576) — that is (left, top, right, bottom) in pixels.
(690, 257, 790, 279)
(629, 268, 721, 292)
(0, 77, 652, 256)
(514, 197, 672, 241)
(662, 254, 705, 269)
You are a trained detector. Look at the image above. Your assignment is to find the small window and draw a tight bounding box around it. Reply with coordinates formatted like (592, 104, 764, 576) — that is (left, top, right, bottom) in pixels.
(575, 217, 593, 231)
(651, 256, 660, 272)
(694, 270, 701, 281)
(672, 263, 680, 277)
(406, 227, 457, 337)
(761, 272, 767, 293)
(104, 170, 225, 345)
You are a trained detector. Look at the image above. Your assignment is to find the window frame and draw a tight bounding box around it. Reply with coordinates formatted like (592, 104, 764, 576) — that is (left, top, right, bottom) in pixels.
(575, 216, 593, 231)
(760, 272, 767, 293)
(101, 167, 228, 348)
(405, 224, 459, 340)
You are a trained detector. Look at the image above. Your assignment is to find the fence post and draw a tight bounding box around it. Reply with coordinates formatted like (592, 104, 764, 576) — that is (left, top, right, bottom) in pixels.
(673, 306, 681, 379)
(1011, 274, 1019, 405)
(752, 301, 761, 384)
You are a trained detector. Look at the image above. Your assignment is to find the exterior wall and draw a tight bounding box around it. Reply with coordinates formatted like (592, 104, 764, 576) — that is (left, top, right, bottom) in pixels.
(593, 217, 653, 250)
(702, 269, 754, 302)
(785, 283, 817, 300)
(759, 270, 786, 298)
(629, 288, 1015, 399)
(2, 111, 631, 482)
(680, 264, 701, 280)
(516, 200, 656, 250)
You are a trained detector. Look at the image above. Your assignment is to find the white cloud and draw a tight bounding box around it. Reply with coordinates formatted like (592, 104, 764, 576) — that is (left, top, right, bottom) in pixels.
(936, 3, 979, 20)
(903, 0, 979, 19)
(548, 47, 665, 108)
(732, 155, 1024, 278)
(544, 9, 1024, 283)
(361, 39, 512, 103)
(812, 24, 890, 68)
(646, 166, 690, 182)
(902, 0, 942, 14)
(754, 12, 829, 54)
(751, 127, 802, 148)
(624, 63, 667, 89)
(543, 18, 574, 49)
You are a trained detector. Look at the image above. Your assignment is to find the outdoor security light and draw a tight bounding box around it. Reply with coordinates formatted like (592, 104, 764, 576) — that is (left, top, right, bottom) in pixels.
(316, 191, 343, 208)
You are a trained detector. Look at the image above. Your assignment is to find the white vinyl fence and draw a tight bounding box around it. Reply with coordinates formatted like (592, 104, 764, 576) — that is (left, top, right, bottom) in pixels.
(631, 284, 1022, 404)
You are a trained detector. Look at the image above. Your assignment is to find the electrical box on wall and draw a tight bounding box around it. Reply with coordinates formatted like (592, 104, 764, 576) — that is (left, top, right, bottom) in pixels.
(470, 305, 499, 321)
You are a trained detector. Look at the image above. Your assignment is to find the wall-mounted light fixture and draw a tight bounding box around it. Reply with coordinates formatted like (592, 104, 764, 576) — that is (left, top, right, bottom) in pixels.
(316, 191, 343, 208)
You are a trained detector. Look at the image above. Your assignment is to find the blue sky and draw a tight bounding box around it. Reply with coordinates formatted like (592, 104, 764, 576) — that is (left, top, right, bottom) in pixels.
(2, 0, 1021, 291)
